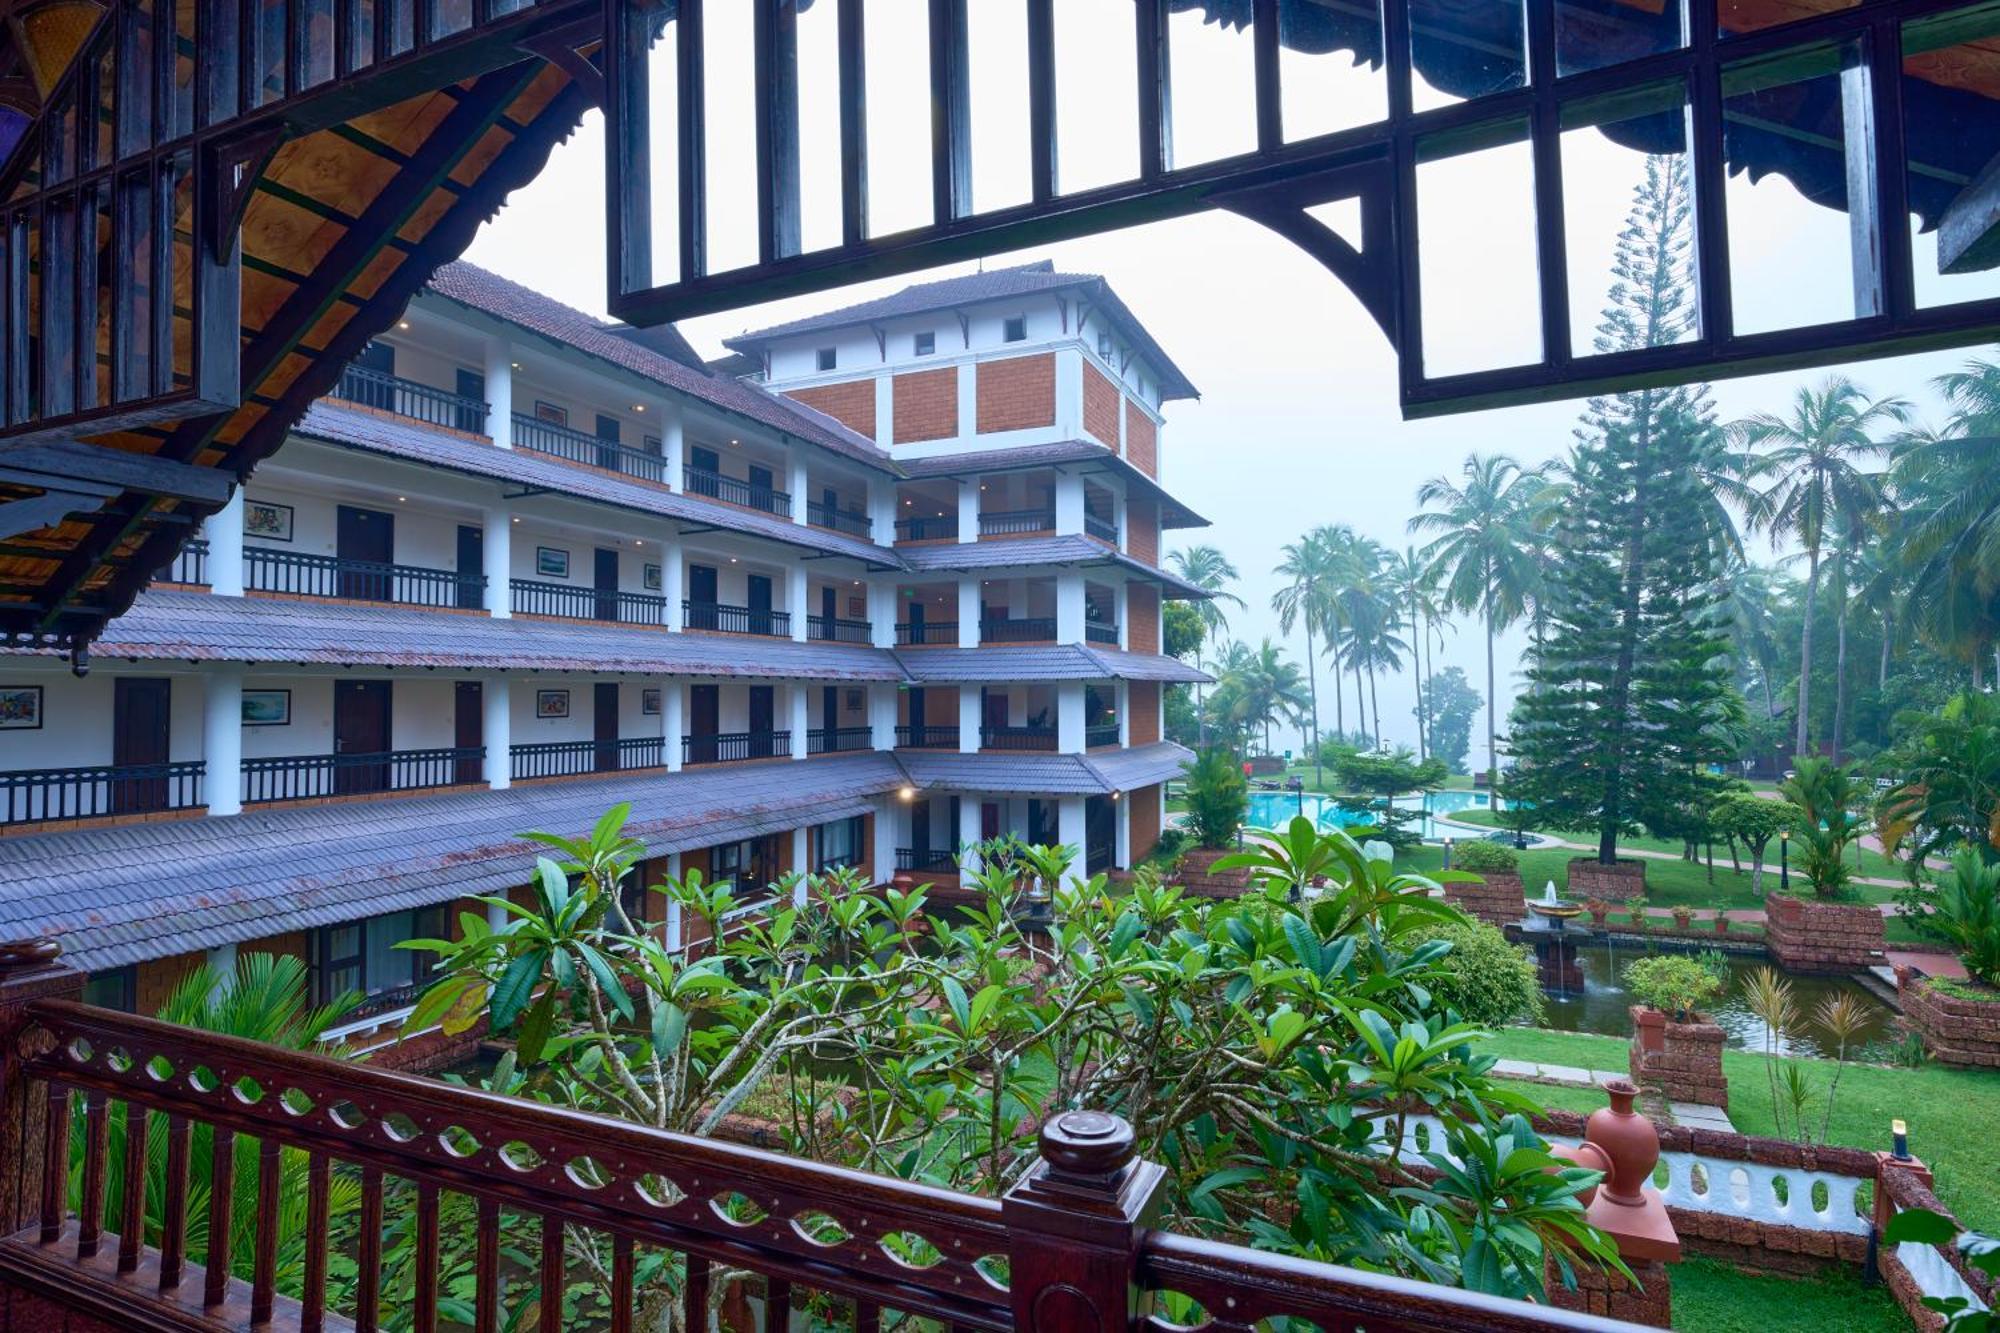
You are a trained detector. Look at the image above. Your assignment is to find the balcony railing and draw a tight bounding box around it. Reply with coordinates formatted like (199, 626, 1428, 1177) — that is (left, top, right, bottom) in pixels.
(979, 507, 1055, 537)
(895, 846, 958, 873)
(241, 746, 484, 803)
(152, 537, 209, 586)
(895, 724, 959, 749)
(1086, 722, 1122, 749)
(895, 619, 958, 646)
(807, 614, 873, 644)
(981, 725, 1058, 752)
(512, 411, 667, 484)
(512, 577, 669, 626)
(333, 362, 487, 433)
(806, 499, 873, 537)
(246, 547, 484, 609)
(684, 465, 791, 517)
(806, 726, 874, 756)
(0, 760, 205, 827)
(1085, 512, 1118, 543)
(684, 600, 790, 636)
(1085, 621, 1120, 645)
(894, 513, 958, 541)
(980, 615, 1056, 643)
(681, 730, 791, 765)
(510, 737, 666, 781)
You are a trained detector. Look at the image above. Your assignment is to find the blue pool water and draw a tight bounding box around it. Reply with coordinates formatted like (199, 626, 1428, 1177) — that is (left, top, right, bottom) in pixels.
(1244, 789, 1501, 843)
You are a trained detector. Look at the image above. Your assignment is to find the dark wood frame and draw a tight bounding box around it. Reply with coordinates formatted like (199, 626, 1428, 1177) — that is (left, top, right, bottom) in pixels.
(0, 684, 42, 730)
(242, 499, 295, 542)
(642, 687, 662, 715)
(535, 545, 571, 579)
(239, 689, 292, 727)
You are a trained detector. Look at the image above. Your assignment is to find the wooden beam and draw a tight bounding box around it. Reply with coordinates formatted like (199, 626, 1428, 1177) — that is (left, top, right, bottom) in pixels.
(1940, 147, 2000, 275)
(0, 440, 234, 504)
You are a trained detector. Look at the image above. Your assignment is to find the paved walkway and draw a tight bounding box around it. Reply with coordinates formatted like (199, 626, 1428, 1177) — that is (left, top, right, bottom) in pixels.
(1491, 1058, 1738, 1132)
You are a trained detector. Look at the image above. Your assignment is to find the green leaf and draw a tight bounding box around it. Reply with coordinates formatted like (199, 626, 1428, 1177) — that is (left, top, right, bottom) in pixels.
(491, 949, 547, 1029)
(651, 1002, 689, 1060)
(441, 978, 489, 1035)
(1885, 1207, 1960, 1246)
(405, 974, 477, 1036)
(941, 976, 970, 1034)
(1189, 1166, 1263, 1201)
(576, 944, 633, 1021)
(1281, 913, 1322, 974)
(516, 992, 557, 1064)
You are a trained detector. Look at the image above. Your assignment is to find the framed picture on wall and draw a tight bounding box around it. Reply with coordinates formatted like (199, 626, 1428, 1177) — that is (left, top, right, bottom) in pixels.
(846, 595, 866, 618)
(243, 500, 293, 542)
(534, 400, 569, 427)
(642, 688, 662, 716)
(536, 689, 570, 719)
(241, 690, 292, 726)
(535, 546, 570, 579)
(0, 685, 42, 730)
(843, 688, 863, 712)
(643, 563, 662, 591)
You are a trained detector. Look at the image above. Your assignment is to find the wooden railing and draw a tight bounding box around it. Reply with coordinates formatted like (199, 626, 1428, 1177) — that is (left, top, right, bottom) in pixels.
(684, 600, 790, 636)
(806, 726, 874, 756)
(0, 761, 206, 827)
(512, 412, 667, 485)
(153, 537, 210, 586)
(682, 730, 790, 765)
(247, 547, 483, 609)
(511, 577, 670, 626)
(980, 726, 1058, 753)
(684, 465, 791, 518)
(510, 737, 666, 781)
(978, 508, 1055, 538)
(895, 619, 958, 646)
(807, 614, 874, 644)
(894, 514, 958, 542)
(806, 500, 873, 538)
(980, 616, 1056, 643)
(894, 725, 958, 749)
(332, 363, 487, 433)
(1086, 723, 1122, 749)
(1085, 513, 1118, 544)
(241, 747, 484, 803)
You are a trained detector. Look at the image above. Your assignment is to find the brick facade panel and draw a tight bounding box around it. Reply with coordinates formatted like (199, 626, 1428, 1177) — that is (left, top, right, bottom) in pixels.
(892, 366, 958, 443)
(1128, 584, 1160, 654)
(1131, 783, 1161, 863)
(786, 379, 876, 440)
(135, 950, 204, 1014)
(1129, 681, 1161, 745)
(975, 353, 1056, 434)
(1127, 500, 1159, 566)
(1083, 364, 1120, 448)
(1125, 400, 1158, 477)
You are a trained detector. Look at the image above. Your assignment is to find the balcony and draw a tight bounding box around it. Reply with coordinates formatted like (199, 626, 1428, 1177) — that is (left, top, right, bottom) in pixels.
(333, 363, 487, 433)
(806, 614, 873, 644)
(512, 412, 668, 485)
(510, 737, 666, 781)
(1086, 722, 1121, 749)
(1085, 620, 1120, 645)
(807, 499, 873, 538)
(895, 513, 958, 542)
(981, 725, 1058, 753)
(896, 846, 958, 873)
(806, 726, 874, 756)
(152, 537, 208, 587)
(895, 619, 958, 646)
(979, 507, 1055, 538)
(241, 746, 484, 803)
(980, 615, 1056, 643)
(895, 724, 959, 749)
(685, 465, 791, 518)
(681, 730, 790, 765)
(246, 548, 483, 609)
(684, 600, 790, 637)
(1085, 512, 1118, 544)
(0, 761, 205, 828)
(512, 578, 670, 626)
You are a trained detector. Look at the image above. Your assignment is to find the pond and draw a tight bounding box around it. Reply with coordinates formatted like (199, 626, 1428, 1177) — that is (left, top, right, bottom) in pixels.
(1245, 788, 1506, 843)
(1535, 939, 1900, 1061)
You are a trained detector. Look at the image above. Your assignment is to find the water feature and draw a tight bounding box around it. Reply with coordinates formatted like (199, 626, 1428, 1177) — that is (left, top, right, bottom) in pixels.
(1244, 788, 1507, 843)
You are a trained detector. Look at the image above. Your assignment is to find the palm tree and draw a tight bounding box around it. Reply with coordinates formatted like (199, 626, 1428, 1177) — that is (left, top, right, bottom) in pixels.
(1889, 357, 2000, 687)
(1732, 375, 1909, 757)
(1385, 547, 1442, 760)
(1409, 453, 1543, 785)
(1169, 545, 1247, 744)
(1272, 529, 1343, 785)
(1715, 559, 1785, 723)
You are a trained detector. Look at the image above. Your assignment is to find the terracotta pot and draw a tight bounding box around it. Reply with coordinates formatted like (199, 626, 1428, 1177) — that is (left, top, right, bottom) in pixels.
(1671, 910, 1693, 929)
(1584, 1078, 1659, 1205)
(1589, 908, 1609, 925)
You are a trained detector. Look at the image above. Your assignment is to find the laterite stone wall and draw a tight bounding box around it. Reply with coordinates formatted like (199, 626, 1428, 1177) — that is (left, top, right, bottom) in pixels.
(1765, 894, 1885, 973)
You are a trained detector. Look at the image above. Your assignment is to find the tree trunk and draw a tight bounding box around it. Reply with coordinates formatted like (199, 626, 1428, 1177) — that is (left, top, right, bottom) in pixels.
(1329, 640, 1344, 740)
(1305, 620, 1322, 787)
(1411, 595, 1428, 761)
(1484, 601, 1498, 793)
(1354, 657, 1367, 749)
(1831, 591, 1850, 763)
(1369, 666, 1381, 747)
(1750, 838, 1765, 896)
(1796, 546, 1820, 759)
(1878, 612, 1891, 690)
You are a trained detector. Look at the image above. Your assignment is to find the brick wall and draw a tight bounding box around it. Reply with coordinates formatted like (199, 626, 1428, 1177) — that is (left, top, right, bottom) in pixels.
(786, 379, 876, 439)
(1904, 976, 2000, 1068)
(1130, 783, 1161, 863)
(892, 366, 958, 443)
(975, 353, 1055, 433)
(1083, 363, 1120, 448)
(1129, 681, 1160, 745)
(1629, 1006, 1729, 1108)
(135, 950, 204, 1014)
(1444, 872, 1525, 927)
(1125, 399, 1158, 476)
(1128, 584, 1160, 654)
(1127, 499, 1159, 566)
(1766, 894, 1886, 973)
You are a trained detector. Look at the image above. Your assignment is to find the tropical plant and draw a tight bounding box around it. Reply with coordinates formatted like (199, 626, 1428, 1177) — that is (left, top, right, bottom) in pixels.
(1895, 850, 2000, 986)
(1420, 666, 1482, 776)
(1386, 546, 1445, 762)
(1624, 955, 1721, 1021)
(1272, 528, 1344, 786)
(1169, 545, 1247, 745)
(1882, 1209, 2000, 1331)
(1330, 746, 1446, 849)
(1780, 757, 1866, 899)
(1878, 690, 2000, 872)
(1181, 746, 1249, 850)
(1741, 966, 1802, 1138)
(1450, 839, 1519, 874)
(1402, 921, 1545, 1028)
(1713, 792, 1800, 897)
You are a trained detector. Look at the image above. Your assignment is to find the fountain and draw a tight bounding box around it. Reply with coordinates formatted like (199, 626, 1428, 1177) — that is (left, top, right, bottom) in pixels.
(1527, 879, 1586, 928)
(1522, 880, 1586, 996)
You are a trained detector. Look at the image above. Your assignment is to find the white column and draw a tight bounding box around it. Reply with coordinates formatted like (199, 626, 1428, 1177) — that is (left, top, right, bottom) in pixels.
(957, 478, 980, 545)
(791, 826, 811, 899)
(956, 360, 978, 442)
(787, 449, 810, 527)
(789, 682, 810, 760)
(664, 681, 685, 772)
(484, 505, 512, 617)
(663, 540, 685, 631)
(1055, 346, 1084, 438)
(1111, 478, 1130, 552)
(788, 565, 810, 642)
(872, 795, 900, 884)
(1054, 471, 1086, 536)
(1114, 579, 1130, 651)
(869, 683, 896, 750)
(662, 408, 685, 492)
(664, 853, 684, 950)
(206, 943, 237, 1000)
(483, 674, 512, 789)
(868, 475, 896, 548)
(486, 899, 510, 933)
(1115, 795, 1132, 868)
(203, 665, 243, 816)
(868, 578, 896, 648)
(208, 489, 245, 598)
(1057, 680, 1086, 755)
(1056, 571, 1085, 644)
(483, 339, 513, 448)
(958, 795, 984, 872)
(873, 375, 894, 448)
(1057, 796, 1087, 875)
(957, 576, 981, 648)
(959, 686, 982, 755)
(1117, 680, 1131, 747)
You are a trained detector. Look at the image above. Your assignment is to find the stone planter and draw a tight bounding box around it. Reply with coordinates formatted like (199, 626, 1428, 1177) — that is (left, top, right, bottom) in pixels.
(1568, 857, 1647, 900)
(1765, 893, 1885, 974)
(1173, 847, 1255, 900)
(1443, 869, 1526, 928)
(1902, 976, 2000, 1069)
(1713, 916, 1730, 934)
(1628, 1004, 1728, 1108)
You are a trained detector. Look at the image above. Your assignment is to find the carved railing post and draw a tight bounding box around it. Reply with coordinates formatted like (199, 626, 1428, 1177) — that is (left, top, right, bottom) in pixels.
(1002, 1109, 1166, 1333)
(0, 939, 82, 1237)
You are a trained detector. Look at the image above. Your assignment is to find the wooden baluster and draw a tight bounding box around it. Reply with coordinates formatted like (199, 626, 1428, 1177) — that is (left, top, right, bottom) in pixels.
(414, 1181, 440, 1333)
(855, 1299, 881, 1332)
(75, 1090, 108, 1257)
(159, 1113, 192, 1290)
(765, 1277, 791, 1333)
(474, 1197, 500, 1333)
(1002, 1110, 1167, 1333)
(682, 1252, 709, 1333)
(250, 1136, 281, 1322)
(356, 1166, 383, 1333)
(39, 1081, 72, 1243)
(539, 1214, 565, 1333)
(205, 1125, 236, 1306)
(118, 1104, 149, 1273)
(610, 1233, 634, 1333)
(301, 1152, 330, 1333)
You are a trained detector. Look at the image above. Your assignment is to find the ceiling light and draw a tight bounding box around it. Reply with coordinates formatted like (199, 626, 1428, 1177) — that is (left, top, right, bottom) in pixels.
(899, 785, 916, 801)
(398, 321, 410, 330)
(634, 404, 645, 412)
(396, 496, 406, 502)
(512, 518, 520, 524)
(511, 361, 520, 369)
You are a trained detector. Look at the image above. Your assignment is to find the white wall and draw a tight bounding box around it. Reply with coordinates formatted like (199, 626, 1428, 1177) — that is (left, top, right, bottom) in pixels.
(0, 667, 205, 772)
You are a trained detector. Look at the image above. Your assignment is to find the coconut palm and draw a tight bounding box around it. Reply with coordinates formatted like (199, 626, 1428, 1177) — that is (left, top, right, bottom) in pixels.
(1271, 528, 1344, 785)
(1716, 559, 1786, 723)
(1409, 453, 1544, 785)
(1888, 358, 2000, 686)
(1169, 545, 1247, 743)
(1385, 547, 1444, 760)
(1731, 375, 1909, 756)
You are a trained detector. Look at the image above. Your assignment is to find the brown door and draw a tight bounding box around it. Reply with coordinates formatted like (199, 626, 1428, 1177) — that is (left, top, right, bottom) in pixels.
(336, 505, 395, 601)
(689, 684, 719, 764)
(594, 548, 620, 622)
(453, 680, 483, 785)
(981, 802, 1001, 841)
(111, 677, 172, 813)
(594, 681, 620, 771)
(748, 685, 775, 757)
(334, 680, 392, 794)
(982, 688, 1008, 740)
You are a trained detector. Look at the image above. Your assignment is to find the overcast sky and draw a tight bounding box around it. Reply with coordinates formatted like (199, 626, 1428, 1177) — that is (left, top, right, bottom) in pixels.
(463, 6, 1998, 761)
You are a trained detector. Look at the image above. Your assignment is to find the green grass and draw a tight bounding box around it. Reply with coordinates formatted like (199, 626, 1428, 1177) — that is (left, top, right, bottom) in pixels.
(1480, 1028, 2000, 1233)
(1669, 1257, 1907, 1333)
(1443, 809, 1909, 883)
(1271, 762, 1476, 795)
(1493, 1078, 1611, 1116)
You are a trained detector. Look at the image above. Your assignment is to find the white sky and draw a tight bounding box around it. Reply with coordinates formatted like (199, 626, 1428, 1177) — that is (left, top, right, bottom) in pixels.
(463, 4, 2000, 760)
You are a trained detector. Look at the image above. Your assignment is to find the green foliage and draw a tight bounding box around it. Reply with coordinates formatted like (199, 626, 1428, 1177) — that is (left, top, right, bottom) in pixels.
(1402, 921, 1545, 1028)
(1181, 746, 1249, 850)
(1163, 599, 1206, 660)
(1930, 976, 2000, 1004)
(1883, 1209, 2000, 1331)
(1897, 851, 2000, 985)
(1713, 791, 1800, 896)
(1780, 757, 1866, 899)
(1329, 744, 1446, 849)
(1623, 955, 1722, 1020)
(1879, 690, 2000, 871)
(1450, 839, 1518, 874)
(1421, 666, 1482, 775)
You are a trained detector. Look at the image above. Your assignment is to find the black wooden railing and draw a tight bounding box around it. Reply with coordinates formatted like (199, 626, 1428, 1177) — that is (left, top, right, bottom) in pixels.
(685, 465, 791, 517)
(510, 737, 666, 781)
(806, 500, 873, 537)
(980, 616, 1056, 643)
(896, 619, 958, 646)
(684, 601, 790, 636)
(1085, 621, 1120, 645)
(681, 731, 791, 765)
(806, 726, 874, 756)
(241, 747, 484, 803)
(896, 847, 958, 873)
(1085, 512, 1119, 543)
(895, 725, 959, 749)
(512, 412, 668, 484)
(807, 615, 873, 644)
(816, 850, 864, 872)
(895, 513, 958, 541)
(0, 761, 205, 827)
(334, 363, 487, 433)
(246, 548, 483, 609)
(512, 578, 669, 626)
(981, 725, 1058, 753)
(152, 538, 209, 586)
(979, 507, 1055, 537)
(1087, 723, 1122, 749)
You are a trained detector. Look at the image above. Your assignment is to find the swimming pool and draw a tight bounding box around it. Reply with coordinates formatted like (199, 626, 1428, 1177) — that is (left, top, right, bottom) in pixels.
(1243, 788, 1502, 843)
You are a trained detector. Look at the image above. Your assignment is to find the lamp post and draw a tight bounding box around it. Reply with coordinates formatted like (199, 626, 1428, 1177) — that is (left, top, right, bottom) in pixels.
(1780, 827, 1790, 893)
(1443, 837, 1453, 872)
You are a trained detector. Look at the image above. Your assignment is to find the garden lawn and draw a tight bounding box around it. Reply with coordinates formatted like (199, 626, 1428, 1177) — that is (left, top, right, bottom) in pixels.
(1397, 844, 1902, 915)
(1668, 1256, 1906, 1333)
(1481, 1027, 2000, 1233)
(1444, 808, 1908, 883)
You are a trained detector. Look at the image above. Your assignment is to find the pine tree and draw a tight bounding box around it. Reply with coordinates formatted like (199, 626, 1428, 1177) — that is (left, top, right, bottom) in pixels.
(1507, 156, 1746, 864)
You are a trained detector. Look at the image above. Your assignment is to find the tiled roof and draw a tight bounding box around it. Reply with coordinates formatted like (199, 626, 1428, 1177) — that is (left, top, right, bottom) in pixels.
(898, 742, 1193, 796)
(896, 536, 1210, 599)
(425, 263, 897, 473)
(896, 645, 1209, 685)
(0, 755, 906, 972)
(899, 440, 1208, 529)
(723, 260, 1199, 401)
(1082, 742, 1198, 793)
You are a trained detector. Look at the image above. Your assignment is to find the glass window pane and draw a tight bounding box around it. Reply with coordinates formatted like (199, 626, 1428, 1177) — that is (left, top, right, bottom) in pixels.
(1557, 0, 1683, 76)
(1902, 3, 2000, 310)
(1409, 0, 1523, 114)
(703, 0, 758, 272)
(795, 0, 845, 250)
(968, 0, 1032, 212)
(1169, 4, 1257, 168)
(1414, 119, 1542, 377)
(864, 0, 932, 236)
(1720, 0, 1858, 40)
(1278, 0, 1387, 140)
(1055, 0, 1138, 193)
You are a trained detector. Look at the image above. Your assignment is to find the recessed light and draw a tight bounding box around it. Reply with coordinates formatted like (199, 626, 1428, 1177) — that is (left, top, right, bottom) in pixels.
(511, 362, 520, 369)
(729, 556, 738, 562)
(396, 496, 406, 502)
(511, 518, 520, 524)
(634, 404, 645, 412)
(398, 320, 410, 329)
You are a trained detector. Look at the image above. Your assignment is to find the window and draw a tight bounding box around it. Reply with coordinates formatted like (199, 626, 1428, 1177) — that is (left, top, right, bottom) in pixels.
(816, 347, 838, 371)
(310, 906, 448, 1007)
(1003, 316, 1027, 343)
(82, 966, 136, 1012)
(818, 815, 865, 871)
(1097, 332, 1113, 359)
(913, 331, 935, 356)
(534, 400, 568, 427)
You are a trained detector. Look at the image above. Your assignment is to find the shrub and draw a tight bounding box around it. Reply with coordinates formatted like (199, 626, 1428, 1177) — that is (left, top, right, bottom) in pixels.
(1897, 851, 2000, 986)
(1452, 839, 1519, 874)
(1929, 976, 2000, 1005)
(1779, 757, 1865, 900)
(1624, 954, 1722, 1020)
(1403, 921, 1545, 1028)
(1181, 747, 1249, 850)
